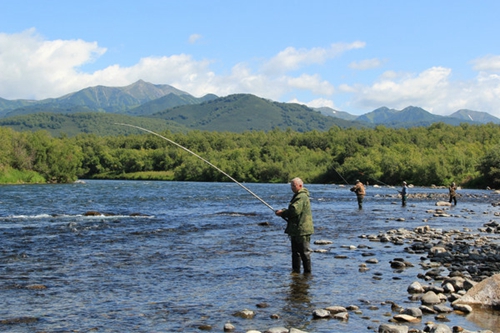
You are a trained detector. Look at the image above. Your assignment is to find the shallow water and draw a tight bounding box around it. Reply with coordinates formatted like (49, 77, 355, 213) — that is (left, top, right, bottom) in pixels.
(0, 180, 499, 332)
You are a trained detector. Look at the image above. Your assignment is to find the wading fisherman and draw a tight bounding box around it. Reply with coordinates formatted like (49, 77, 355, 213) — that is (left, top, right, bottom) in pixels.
(400, 181, 408, 207)
(449, 182, 457, 205)
(275, 177, 314, 274)
(350, 179, 366, 209)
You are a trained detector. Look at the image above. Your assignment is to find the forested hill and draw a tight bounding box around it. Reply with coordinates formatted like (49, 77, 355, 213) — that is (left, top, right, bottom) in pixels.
(0, 112, 189, 137)
(149, 94, 366, 132)
(0, 95, 368, 136)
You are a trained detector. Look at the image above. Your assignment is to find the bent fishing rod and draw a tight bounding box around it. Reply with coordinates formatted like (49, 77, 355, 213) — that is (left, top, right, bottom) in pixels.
(330, 164, 349, 185)
(115, 123, 276, 212)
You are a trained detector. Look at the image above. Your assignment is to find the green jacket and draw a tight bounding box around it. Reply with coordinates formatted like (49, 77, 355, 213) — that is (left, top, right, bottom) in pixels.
(281, 187, 314, 237)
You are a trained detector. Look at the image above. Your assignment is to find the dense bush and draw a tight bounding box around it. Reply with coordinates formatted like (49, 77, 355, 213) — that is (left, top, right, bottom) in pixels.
(1, 123, 499, 188)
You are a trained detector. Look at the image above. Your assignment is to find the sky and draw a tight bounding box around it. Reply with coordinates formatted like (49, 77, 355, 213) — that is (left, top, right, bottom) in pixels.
(1, 0, 500, 117)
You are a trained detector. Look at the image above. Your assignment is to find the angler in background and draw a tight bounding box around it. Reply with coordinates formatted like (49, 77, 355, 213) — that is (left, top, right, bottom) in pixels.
(449, 182, 457, 205)
(275, 177, 314, 274)
(350, 179, 366, 209)
(400, 181, 409, 207)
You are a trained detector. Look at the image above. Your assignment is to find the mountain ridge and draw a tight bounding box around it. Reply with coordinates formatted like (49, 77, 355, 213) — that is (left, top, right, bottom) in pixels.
(0, 80, 499, 137)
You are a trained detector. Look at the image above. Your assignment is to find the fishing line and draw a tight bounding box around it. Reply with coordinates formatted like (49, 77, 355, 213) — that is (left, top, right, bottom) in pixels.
(115, 123, 276, 212)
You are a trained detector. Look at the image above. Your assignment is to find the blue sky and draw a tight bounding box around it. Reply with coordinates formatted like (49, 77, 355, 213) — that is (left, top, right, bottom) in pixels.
(1, 0, 500, 117)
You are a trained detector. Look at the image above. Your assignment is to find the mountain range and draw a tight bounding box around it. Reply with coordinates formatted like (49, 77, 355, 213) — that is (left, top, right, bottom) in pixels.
(0, 80, 498, 136)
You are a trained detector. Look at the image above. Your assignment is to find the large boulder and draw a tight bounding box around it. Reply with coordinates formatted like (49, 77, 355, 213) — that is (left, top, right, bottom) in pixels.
(453, 273, 500, 309)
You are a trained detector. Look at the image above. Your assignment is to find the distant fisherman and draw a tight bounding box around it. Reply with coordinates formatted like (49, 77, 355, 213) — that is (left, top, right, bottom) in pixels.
(275, 177, 314, 274)
(449, 182, 457, 205)
(400, 181, 408, 207)
(350, 179, 366, 209)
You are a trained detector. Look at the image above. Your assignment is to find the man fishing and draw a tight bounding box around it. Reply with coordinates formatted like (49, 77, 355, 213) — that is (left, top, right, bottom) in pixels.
(449, 182, 457, 205)
(400, 181, 408, 207)
(350, 179, 366, 209)
(275, 177, 314, 274)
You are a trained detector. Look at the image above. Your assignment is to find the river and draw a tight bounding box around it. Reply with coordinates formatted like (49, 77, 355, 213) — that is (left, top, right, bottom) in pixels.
(0, 180, 499, 332)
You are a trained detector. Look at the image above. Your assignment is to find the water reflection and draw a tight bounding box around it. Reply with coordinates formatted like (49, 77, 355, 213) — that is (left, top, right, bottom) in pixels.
(283, 273, 312, 328)
(465, 308, 500, 330)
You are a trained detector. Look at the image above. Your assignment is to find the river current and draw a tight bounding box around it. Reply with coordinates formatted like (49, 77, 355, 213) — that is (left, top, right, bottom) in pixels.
(1, 180, 499, 333)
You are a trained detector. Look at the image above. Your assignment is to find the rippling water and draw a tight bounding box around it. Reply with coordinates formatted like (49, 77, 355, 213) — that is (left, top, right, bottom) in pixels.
(1, 180, 499, 332)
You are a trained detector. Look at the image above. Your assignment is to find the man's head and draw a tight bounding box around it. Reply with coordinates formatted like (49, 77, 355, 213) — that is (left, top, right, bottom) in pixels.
(290, 177, 304, 193)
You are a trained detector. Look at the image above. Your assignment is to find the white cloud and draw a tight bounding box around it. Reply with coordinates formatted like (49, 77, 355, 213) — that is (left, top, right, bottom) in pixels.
(471, 55, 500, 72)
(303, 98, 336, 109)
(188, 34, 202, 44)
(349, 58, 384, 70)
(349, 66, 500, 117)
(262, 41, 365, 75)
(0, 29, 106, 99)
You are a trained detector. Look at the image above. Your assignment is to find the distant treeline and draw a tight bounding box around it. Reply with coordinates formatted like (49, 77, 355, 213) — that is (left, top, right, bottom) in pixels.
(1, 123, 499, 188)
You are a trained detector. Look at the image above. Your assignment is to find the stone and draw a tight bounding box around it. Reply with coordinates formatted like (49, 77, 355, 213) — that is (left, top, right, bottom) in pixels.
(421, 291, 442, 305)
(234, 309, 255, 319)
(408, 281, 425, 294)
(312, 308, 330, 319)
(453, 274, 500, 309)
(332, 312, 349, 321)
(402, 307, 422, 318)
(426, 323, 452, 333)
(224, 323, 235, 331)
(263, 328, 288, 333)
(289, 329, 308, 333)
(393, 314, 420, 323)
(378, 323, 409, 333)
(451, 303, 472, 313)
(325, 306, 347, 314)
(314, 239, 332, 245)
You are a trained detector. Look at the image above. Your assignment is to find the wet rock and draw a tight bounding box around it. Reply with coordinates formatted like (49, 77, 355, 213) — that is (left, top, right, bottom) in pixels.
(263, 327, 288, 333)
(84, 211, 103, 216)
(233, 309, 255, 319)
(408, 281, 425, 294)
(421, 291, 441, 305)
(314, 239, 332, 245)
(378, 323, 409, 333)
(392, 314, 420, 323)
(402, 307, 422, 318)
(0, 317, 38, 324)
(312, 308, 330, 319)
(451, 303, 472, 313)
(332, 312, 349, 321)
(224, 322, 235, 331)
(425, 322, 452, 333)
(26, 284, 47, 290)
(289, 329, 308, 333)
(325, 306, 347, 314)
(436, 201, 452, 206)
(453, 274, 500, 309)
(420, 305, 438, 314)
(198, 324, 212, 330)
(433, 304, 453, 313)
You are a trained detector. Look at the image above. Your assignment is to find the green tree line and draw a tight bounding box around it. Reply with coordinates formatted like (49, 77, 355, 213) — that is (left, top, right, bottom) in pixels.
(1, 123, 500, 188)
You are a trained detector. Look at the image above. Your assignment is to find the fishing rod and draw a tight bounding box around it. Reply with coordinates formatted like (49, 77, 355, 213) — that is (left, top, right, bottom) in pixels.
(331, 164, 349, 185)
(359, 171, 398, 190)
(115, 123, 276, 212)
